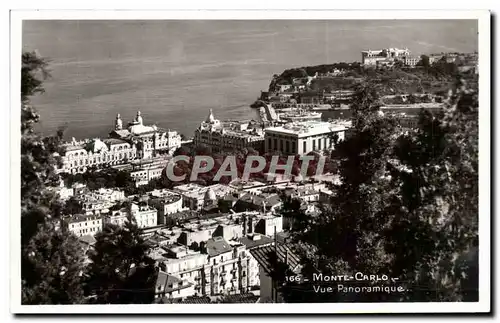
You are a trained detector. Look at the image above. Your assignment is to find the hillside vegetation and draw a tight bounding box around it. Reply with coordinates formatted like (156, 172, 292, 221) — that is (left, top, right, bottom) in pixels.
(270, 59, 478, 97)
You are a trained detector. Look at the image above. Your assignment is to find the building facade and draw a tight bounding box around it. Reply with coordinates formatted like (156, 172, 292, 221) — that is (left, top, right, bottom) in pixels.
(264, 120, 351, 155)
(152, 238, 251, 298)
(193, 110, 265, 152)
(361, 47, 411, 66)
(58, 111, 181, 174)
(104, 209, 128, 227)
(63, 214, 103, 237)
(130, 202, 158, 229)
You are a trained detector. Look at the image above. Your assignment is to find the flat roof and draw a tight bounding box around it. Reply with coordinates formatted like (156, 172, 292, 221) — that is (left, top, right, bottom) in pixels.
(265, 120, 351, 137)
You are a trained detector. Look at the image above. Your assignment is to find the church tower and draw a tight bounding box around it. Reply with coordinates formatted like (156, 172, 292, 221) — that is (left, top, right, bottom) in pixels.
(115, 113, 123, 130)
(135, 111, 143, 125)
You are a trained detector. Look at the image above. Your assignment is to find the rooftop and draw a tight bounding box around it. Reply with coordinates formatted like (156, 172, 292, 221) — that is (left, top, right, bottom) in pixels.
(65, 214, 101, 223)
(206, 236, 233, 257)
(265, 120, 351, 137)
(156, 271, 192, 293)
(103, 138, 128, 146)
(78, 234, 97, 246)
(250, 244, 301, 276)
(238, 234, 274, 250)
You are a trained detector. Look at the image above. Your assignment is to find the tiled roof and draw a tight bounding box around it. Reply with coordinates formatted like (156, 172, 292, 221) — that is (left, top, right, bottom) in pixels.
(217, 293, 259, 303)
(249, 244, 301, 276)
(238, 234, 274, 250)
(156, 271, 192, 293)
(177, 296, 212, 304)
(65, 214, 102, 224)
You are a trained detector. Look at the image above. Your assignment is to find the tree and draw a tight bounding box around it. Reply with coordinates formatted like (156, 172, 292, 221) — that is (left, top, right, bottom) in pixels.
(280, 77, 478, 302)
(21, 51, 86, 304)
(85, 222, 156, 304)
(22, 226, 86, 304)
(420, 55, 430, 69)
(388, 78, 478, 301)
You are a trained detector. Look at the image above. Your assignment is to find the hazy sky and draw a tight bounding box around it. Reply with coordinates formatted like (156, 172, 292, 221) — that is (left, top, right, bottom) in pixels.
(22, 20, 478, 139)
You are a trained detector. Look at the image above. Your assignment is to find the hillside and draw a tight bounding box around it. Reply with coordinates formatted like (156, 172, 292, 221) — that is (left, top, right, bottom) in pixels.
(268, 59, 478, 97)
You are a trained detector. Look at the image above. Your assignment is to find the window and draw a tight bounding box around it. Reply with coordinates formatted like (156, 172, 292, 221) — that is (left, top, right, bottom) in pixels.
(318, 138, 322, 150)
(303, 141, 307, 153)
(312, 139, 316, 151)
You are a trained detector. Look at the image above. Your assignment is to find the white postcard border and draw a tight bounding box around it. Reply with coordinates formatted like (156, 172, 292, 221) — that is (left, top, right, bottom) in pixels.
(9, 9, 491, 314)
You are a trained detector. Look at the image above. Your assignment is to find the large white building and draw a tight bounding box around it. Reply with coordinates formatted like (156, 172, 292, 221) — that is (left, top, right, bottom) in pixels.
(130, 202, 158, 229)
(264, 120, 351, 155)
(361, 47, 412, 66)
(58, 111, 181, 174)
(63, 214, 103, 237)
(59, 137, 137, 174)
(193, 109, 265, 152)
(152, 239, 251, 299)
(149, 190, 184, 225)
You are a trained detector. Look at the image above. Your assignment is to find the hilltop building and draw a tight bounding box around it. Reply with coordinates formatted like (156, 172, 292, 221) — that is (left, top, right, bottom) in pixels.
(361, 47, 419, 67)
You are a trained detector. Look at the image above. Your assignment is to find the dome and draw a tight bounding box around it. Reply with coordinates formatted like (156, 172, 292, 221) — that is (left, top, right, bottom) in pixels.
(135, 111, 143, 125)
(115, 114, 123, 130)
(206, 109, 216, 123)
(86, 138, 108, 153)
(129, 124, 155, 135)
(204, 188, 217, 201)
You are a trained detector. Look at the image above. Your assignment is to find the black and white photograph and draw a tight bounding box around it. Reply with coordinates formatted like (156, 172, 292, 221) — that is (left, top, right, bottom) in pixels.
(10, 10, 490, 314)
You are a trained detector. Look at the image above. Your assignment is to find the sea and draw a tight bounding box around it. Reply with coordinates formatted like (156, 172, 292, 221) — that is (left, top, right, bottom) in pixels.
(22, 20, 478, 140)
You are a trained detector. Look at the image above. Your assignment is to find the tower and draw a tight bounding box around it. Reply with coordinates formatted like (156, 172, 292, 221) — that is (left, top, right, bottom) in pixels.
(115, 113, 123, 130)
(135, 111, 143, 125)
(206, 109, 215, 123)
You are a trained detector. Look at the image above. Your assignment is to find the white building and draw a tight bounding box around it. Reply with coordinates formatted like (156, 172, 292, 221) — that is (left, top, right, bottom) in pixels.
(59, 137, 137, 174)
(173, 183, 233, 211)
(104, 209, 128, 227)
(237, 234, 274, 289)
(58, 112, 181, 174)
(361, 47, 411, 66)
(130, 165, 165, 186)
(149, 191, 184, 224)
(193, 109, 265, 152)
(64, 214, 103, 237)
(155, 271, 196, 300)
(151, 245, 208, 298)
(130, 202, 158, 229)
(110, 111, 182, 159)
(264, 120, 351, 155)
(204, 237, 249, 296)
